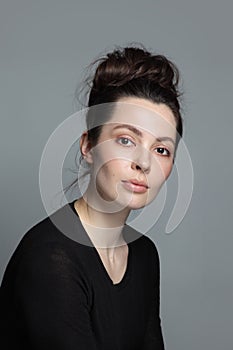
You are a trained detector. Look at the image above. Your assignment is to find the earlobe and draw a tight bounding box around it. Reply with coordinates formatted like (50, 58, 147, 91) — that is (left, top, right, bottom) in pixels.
(85, 151, 93, 164)
(80, 131, 93, 164)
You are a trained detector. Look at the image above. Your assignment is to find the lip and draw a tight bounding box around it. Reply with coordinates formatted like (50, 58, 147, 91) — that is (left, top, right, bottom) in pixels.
(122, 179, 149, 193)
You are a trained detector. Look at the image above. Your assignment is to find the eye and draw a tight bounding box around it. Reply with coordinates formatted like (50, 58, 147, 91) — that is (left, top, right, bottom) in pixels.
(155, 147, 170, 156)
(116, 137, 135, 147)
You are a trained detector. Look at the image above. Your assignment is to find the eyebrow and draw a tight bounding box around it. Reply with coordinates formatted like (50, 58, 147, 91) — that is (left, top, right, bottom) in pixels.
(112, 124, 176, 146)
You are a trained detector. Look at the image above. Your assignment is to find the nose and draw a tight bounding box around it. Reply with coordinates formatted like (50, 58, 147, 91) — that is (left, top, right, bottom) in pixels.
(131, 147, 151, 173)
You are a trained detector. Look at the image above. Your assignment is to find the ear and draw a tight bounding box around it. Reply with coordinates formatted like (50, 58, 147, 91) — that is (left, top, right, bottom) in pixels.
(80, 131, 93, 164)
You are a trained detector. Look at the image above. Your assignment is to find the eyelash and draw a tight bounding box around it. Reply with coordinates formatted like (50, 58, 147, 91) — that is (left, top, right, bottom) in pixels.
(116, 137, 171, 157)
(117, 137, 135, 147)
(156, 147, 170, 156)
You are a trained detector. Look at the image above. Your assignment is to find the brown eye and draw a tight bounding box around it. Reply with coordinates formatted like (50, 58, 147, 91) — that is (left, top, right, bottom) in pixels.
(155, 147, 170, 156)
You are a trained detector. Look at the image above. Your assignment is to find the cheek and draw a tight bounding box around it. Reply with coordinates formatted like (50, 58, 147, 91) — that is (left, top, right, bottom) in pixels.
(163, 162, 173, 178)
(150, 159, 173, 184)
(107, 159, 129, 172)
(98, 160, 121, 179)
(93, 144, 123, 169)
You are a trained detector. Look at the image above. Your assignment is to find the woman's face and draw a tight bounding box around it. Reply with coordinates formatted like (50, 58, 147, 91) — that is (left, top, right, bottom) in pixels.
(83, 97, 177, 212)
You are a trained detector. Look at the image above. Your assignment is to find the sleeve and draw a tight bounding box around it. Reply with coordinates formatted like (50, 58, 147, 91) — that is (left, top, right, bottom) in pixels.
(15, 244, 98, 350)
(142, 242, 165, 350)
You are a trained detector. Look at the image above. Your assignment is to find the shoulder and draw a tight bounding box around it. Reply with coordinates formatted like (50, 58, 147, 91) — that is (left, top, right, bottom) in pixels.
(15, 201, 91, 250)
(3, 202, 91, 279)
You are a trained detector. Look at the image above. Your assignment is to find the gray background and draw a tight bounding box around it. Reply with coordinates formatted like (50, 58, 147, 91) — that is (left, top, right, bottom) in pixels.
(1, 0, 233, 349)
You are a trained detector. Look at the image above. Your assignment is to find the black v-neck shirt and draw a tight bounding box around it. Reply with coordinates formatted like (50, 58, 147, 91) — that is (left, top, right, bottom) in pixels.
(0, 200, 165, 349)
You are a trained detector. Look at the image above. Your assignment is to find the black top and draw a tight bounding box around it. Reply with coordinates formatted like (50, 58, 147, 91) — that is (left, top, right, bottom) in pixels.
(0, 200, 165, 349)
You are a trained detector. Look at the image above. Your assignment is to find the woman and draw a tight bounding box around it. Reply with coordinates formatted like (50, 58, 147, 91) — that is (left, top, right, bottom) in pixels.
(0, 45, 183, 349)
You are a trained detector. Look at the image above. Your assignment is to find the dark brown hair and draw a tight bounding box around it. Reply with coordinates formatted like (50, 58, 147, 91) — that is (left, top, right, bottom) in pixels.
(84, 44, 183, 148)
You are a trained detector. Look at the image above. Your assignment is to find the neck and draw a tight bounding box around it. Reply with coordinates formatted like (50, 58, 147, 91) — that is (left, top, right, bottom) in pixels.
(74, 193, 130, 249)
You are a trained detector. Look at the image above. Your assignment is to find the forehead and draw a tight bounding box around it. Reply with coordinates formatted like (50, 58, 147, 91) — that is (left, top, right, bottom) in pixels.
(102, 99, 177, 140)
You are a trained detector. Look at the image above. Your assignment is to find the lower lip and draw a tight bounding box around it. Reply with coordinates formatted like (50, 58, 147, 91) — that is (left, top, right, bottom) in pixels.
(122, 181, 148, 193)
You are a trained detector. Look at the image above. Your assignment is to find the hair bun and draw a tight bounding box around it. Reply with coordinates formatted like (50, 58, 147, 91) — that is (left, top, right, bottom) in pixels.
(91, 46, 180, 97)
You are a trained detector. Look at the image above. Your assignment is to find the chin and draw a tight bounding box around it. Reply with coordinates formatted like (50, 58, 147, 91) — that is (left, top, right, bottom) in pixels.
(112, 189, 160, 212)
(129, 193, 160, 210)
(124, 197, 152, 211)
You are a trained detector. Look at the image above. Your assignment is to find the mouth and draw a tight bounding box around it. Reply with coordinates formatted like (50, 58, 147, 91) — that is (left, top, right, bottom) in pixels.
(122, 180, 149, 193)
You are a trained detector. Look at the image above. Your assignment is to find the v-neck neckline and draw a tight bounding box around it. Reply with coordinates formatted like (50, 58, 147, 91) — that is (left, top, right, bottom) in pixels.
(92, 240, 131, 287)
(69, 199, 132, 289)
